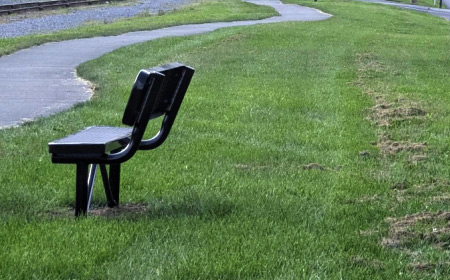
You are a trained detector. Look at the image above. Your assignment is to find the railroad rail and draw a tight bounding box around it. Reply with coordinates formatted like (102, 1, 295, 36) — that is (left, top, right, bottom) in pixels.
(0, 0, 122, 15)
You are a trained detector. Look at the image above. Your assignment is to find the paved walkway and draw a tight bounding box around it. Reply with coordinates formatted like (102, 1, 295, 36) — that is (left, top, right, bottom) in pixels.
(360, 0, 450, 20)
(0, 0, 331, 129)
(444, 0, 450, 9)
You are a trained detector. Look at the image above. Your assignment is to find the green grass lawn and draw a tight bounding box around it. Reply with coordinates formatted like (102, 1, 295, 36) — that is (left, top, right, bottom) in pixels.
(0, 0, 449, 279)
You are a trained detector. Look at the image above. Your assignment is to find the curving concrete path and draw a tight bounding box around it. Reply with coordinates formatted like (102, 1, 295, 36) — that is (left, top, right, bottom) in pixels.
(445, 0, 450, 9)
(360, 0, 450, 20)
(0, 0, 331, 129)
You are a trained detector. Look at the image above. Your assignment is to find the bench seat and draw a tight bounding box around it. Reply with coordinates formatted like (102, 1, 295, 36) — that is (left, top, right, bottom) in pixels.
(49, 126, 132, 155)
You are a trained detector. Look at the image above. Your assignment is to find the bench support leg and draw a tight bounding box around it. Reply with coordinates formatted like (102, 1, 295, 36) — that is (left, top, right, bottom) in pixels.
(75, 163, 89, 217)
(109, 164, 121, 206)
(86, 164, 98, 212)
(74, 163, 121, 216)
(99, 164, 117, 207)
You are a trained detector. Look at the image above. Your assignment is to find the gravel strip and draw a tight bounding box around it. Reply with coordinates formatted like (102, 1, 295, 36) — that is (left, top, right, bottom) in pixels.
(0, 0, 199, 38)
(0, 0, 48, 4)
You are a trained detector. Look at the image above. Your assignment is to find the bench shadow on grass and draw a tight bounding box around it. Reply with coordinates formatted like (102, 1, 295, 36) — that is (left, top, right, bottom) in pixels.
(50, 196, 235, 220)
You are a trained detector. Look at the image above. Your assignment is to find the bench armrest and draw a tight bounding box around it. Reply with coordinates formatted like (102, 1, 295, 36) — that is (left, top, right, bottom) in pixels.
(139, 114, 173, 150)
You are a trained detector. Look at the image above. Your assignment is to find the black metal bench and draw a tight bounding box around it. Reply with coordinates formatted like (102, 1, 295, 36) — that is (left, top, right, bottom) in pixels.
(48, 62, 195, 216)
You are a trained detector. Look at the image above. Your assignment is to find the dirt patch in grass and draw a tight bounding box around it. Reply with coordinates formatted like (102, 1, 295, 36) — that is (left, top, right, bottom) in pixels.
(302, 163, 326, 171)
(356, 53, 429, 158)
(380, 141, 427, 155)
(409, 262, 450, 272)
(355, 53, 448, 273)
(382, 211, 450, 249)
(89, 203, 148, 217)
(46, 203, 148, 218)
(408, 154, 428, 163)
(367, 98, 427, 127)
(392, 180, 450, 205)
(356, 53, 387, 80)
(377, 133, 427, 156)
(391, 181, 409, 190)
(392, 189, 412, 204)
(359, 150, 371, 158)
(356, 53, 429, 159)
(410, 262, 436, 272)
(47, 208, 73, 219)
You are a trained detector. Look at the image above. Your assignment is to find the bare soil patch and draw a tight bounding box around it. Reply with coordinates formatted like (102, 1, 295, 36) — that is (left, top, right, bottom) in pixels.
(89, 203, 147, 217)
(382, 211, 450, 249)
(377, 133, 427, 156)
(46, 203, 148, 218)
(391, 181, 409, 190)
(409, 262, 450, 272)
(356, 53, 429, 158)
(367, 99, 427, 127)
(408, 154, 427, 163)
(302, 163, 326, 171)
(355, 52, 448, 273)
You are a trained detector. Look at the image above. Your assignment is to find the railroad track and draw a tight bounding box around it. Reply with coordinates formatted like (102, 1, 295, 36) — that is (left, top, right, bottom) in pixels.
(0, 0, 122, 15)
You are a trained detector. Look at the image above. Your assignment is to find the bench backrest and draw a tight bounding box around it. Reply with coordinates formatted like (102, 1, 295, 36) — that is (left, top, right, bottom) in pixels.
(126, 62, 195, 150)
(122, 62, 194, 126)
(105, 62, 194, 163)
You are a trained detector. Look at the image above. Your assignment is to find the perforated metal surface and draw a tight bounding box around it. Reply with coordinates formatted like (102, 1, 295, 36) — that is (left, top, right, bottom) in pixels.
(49, 126, 132, 154)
